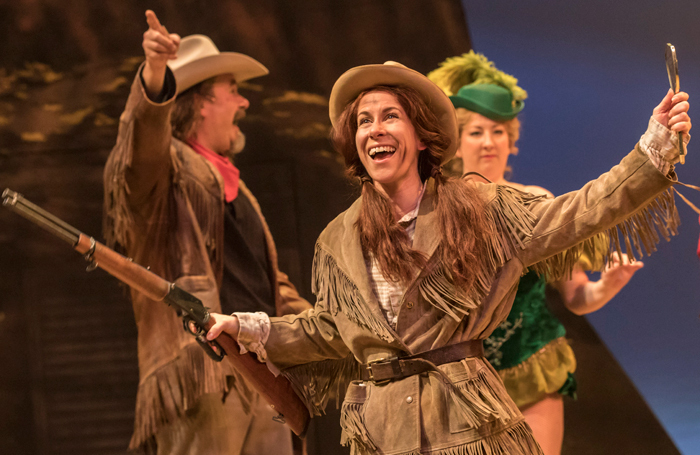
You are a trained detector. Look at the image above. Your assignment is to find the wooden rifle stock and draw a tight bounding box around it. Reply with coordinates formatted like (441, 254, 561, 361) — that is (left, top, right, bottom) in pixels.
(3, 188, 310, 436)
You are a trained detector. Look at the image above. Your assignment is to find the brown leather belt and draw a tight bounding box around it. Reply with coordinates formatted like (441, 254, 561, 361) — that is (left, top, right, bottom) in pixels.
(359, 340, 484, 384)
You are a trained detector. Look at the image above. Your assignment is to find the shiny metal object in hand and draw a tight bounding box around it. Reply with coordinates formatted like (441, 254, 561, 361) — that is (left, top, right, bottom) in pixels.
(665, 43, 685, 164)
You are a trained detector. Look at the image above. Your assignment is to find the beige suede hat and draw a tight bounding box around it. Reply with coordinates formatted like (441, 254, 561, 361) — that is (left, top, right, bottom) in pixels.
(168, 35, 269, 93)
(329, 61, 459, 162)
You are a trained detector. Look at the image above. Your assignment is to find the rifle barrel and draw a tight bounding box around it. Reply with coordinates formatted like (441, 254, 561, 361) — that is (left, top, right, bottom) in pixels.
(2, 188, 81, 245)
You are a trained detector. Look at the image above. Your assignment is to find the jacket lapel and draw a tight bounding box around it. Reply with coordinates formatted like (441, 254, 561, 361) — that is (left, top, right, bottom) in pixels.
(412, 178, 441, 258)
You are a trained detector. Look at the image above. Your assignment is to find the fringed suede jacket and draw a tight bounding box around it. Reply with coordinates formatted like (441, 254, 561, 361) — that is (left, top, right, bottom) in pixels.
(103, 68, 310, 451)
(242, 122, 682, 455)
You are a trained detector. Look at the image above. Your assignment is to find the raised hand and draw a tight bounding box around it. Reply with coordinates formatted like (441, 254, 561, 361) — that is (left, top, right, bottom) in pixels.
(557, 252, 644, 315)
(141, 10, 181, 97)
(653, 89, 692, 138)
(599, 252, 644, 292)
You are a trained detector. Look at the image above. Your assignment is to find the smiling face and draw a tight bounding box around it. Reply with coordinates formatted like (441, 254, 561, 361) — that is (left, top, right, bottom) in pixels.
(456, 112, 512, 182)
(196, 73, 250, 156)
(355, 90, 426, 193)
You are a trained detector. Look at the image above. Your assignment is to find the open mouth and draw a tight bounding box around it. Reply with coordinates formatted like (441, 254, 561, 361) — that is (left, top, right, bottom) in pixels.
(368, 146, 396, 160)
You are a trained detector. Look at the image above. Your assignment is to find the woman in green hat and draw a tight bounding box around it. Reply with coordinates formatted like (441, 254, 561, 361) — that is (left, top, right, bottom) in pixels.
(428, 52, 652, 454)
(205, 60, 689, 454)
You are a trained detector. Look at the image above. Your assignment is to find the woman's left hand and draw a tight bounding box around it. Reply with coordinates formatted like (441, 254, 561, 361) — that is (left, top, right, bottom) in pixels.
(653, 89, 692, 137)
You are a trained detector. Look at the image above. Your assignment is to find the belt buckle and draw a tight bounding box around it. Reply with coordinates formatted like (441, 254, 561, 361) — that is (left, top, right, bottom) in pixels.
(366, 357, 397, 385)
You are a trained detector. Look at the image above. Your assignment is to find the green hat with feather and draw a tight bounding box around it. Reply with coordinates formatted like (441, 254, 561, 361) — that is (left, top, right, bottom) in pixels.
(427, 51, 527, 121)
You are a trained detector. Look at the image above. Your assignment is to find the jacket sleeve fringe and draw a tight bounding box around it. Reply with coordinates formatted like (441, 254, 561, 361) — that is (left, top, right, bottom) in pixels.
(103, 119, 135, 250)
(280, 354, 361, 416)
(528, 187, 678, 280)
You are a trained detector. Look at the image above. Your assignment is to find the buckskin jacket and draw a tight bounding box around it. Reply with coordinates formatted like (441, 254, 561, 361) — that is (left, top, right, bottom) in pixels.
(260, 143, 679, 454)
(103, 68, 310, 450)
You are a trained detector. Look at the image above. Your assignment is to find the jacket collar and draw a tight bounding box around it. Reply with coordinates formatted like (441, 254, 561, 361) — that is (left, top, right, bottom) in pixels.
(317, 178, 442, 349)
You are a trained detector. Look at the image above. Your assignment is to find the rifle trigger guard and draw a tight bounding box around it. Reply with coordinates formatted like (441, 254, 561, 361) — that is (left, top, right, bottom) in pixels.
(182, 315, 226, 362)
(84, 237, 98, 272)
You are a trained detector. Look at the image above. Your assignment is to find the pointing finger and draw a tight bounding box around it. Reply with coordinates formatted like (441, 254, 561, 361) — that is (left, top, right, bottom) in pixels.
(145, 10, 168, 36)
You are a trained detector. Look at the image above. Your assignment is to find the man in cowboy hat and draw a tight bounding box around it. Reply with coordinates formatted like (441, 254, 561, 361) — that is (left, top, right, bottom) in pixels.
(103, 10, 310, 454)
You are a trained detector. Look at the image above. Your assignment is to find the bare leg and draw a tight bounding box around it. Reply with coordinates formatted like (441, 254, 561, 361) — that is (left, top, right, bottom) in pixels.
(521, 394, 564, 455)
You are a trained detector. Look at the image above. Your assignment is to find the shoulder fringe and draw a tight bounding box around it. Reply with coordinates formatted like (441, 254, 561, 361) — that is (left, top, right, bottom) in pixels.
(342, 419, 541, 455)
(418, 185, 678, 320)
(312, 243, 395, 341)
(103, 119, 136, 249)
(419, 185, 543, 321)
(497, 337, 576, 408)
(530, 188, 679, 281)
(280, 354, 361, 416)
(128, 343, 239, 451)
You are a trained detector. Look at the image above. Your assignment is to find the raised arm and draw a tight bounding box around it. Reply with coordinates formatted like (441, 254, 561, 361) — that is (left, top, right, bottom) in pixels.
(141, 10, 180, 99)
(520, 91, 690, 269)
(104, 10, 183, 235)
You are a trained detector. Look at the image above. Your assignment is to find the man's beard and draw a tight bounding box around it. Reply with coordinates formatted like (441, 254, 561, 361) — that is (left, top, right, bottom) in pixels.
(224, 110, 246, 159)
(225, 130, 246, 159)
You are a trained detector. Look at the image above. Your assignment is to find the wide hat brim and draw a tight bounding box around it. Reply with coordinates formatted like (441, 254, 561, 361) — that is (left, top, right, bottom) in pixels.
(329, 62, 459, 163)
(169, 52, 269, 94)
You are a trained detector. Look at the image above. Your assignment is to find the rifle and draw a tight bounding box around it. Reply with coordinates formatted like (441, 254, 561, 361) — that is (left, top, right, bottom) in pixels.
(2, 188, 310, 437)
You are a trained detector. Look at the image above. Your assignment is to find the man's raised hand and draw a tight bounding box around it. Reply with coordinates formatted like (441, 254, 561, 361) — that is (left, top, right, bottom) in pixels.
(143, 10, 180, 67)
(141, 10, 181, 98)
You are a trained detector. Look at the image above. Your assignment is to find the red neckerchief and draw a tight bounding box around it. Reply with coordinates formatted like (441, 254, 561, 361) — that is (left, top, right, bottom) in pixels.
(188, 139, 240, 202)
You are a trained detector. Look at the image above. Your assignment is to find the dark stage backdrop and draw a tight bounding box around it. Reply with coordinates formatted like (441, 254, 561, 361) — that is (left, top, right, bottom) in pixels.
(0, 1, 470, 454)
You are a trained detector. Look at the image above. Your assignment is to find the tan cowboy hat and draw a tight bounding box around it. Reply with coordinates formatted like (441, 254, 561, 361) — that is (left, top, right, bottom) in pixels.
(168, 35, 269, 93)
(329, 61, 459, 162)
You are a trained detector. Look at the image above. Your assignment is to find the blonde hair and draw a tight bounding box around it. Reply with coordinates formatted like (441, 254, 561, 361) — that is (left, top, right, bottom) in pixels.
(455, 107, 520, 155)
(449, 108, 521, 178)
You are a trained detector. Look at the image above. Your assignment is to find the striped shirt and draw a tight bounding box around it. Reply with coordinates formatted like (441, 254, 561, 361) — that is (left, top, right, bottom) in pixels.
(365, 183, 426, 327)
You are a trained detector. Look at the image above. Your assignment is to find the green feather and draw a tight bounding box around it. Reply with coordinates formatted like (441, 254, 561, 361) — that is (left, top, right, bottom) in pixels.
(427, 51, 527, 102)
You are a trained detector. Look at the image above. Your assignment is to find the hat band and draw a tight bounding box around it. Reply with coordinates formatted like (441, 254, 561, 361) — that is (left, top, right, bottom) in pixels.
(449, 96, 523, 122)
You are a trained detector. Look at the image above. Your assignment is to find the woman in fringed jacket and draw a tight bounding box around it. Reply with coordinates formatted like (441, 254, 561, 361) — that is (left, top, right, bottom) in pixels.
(428, 51, 646, 455)
(206, 62, 690, 454)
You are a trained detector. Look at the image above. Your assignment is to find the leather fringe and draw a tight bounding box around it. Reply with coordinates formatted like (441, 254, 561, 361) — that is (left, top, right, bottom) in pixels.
(281, 354, 361, 416)
(103, 116, 136, 249)
(343, 420, 542, 455)
(312, 244, 395, 341)
(128, 343, 238, 451)
(530, 188, 678, 280)
(419, 186, 543, 321)
(340, 400, 377, 453)
(448, 366, 521, 429)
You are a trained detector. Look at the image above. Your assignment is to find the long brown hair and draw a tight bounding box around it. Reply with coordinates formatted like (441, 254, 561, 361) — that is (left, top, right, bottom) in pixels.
(331, 85, 494, 288)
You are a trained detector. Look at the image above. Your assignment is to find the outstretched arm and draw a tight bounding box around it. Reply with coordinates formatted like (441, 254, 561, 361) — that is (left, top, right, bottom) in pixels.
(521, 91, 691, 269)
(553, 253, 644, 315)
